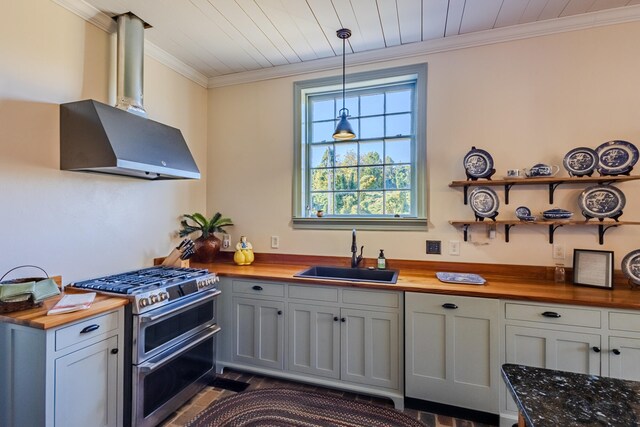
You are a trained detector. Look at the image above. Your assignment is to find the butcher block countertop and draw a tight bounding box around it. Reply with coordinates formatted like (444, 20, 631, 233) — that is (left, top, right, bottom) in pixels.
(192, 253, 640, 310)
(0, 283, 128, 330)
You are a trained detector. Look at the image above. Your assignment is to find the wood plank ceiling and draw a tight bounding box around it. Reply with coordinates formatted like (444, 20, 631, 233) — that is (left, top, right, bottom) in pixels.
(82, 0, 640, 79)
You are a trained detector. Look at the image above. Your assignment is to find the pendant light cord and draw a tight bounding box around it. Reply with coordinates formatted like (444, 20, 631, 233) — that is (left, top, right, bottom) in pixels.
(342, 35, 346, 113)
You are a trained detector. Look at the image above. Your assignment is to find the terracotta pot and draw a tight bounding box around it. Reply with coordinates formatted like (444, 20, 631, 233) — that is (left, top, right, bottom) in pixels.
(192, 235, 221, 263)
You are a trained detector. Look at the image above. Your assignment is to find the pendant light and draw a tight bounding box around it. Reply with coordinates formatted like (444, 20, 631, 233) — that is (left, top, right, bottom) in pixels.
(333, 28, 356, 141)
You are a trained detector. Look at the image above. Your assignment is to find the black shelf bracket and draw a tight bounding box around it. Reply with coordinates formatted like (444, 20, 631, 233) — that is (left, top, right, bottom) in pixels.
(504, 224, 516, 242)
(598, 224, 619, 245)
(548, 182, 562, 204)
(504, 184, 514, 205)
(463, 185, 469, 205)
(462, 224, 470, 242)
(548, 224, 565, 243)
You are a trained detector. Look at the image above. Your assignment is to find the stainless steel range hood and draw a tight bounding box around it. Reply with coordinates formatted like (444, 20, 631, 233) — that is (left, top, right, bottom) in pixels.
(60, 13, 200, 180)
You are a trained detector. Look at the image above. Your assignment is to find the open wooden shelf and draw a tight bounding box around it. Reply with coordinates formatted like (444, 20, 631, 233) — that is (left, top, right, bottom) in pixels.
(449, 219, 640, 244)
(449, 175, 640, 204)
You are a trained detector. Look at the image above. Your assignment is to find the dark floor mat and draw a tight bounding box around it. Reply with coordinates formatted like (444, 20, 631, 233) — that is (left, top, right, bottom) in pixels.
(211, 377, 250, 393)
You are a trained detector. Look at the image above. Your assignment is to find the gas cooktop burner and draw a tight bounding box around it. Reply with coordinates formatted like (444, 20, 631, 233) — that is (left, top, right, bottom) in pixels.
(68, 266, 218, 314)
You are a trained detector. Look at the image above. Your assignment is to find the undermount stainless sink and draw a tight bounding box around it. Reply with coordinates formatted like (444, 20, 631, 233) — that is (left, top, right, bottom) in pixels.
(293, 266, 399, 284)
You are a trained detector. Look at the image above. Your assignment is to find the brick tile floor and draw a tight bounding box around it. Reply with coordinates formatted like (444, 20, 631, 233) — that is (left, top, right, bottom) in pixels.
(159, 369, 497, 427)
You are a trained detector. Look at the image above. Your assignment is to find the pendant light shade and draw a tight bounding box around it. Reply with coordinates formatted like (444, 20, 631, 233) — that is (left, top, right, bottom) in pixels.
(333, 28, 356, 141)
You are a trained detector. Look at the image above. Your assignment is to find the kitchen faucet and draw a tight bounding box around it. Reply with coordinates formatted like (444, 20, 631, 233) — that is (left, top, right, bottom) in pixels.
(350, 229, 364, 268)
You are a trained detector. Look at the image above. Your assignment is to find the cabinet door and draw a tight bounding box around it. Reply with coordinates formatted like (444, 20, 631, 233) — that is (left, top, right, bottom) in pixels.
(405, 293, 499, 413)
(609, 336, 640, 381)
(341, 308, 399, 389)
(233, 297, 284, 370)
(54, 336, 119, 427)
(288, 303, 340, 379)
(505, 325, 601, 411)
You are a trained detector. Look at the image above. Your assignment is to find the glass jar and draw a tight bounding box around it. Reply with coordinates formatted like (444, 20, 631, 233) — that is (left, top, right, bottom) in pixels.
(554, 263, 566, 283)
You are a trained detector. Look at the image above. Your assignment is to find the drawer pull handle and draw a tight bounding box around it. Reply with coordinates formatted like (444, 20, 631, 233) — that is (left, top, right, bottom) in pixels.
(592, 346, 601, 353)
(277, 310, 283, 315)
(341, 317, 346, 322)
(252, 285, 263, 291)
(541, 311, 561, 318)
(612, 349, 621, 355)
(442, 303, 458, 309)
(333, 316, 339, 322)
(111, 348, 119, 355)
(80, 324, 100, 334)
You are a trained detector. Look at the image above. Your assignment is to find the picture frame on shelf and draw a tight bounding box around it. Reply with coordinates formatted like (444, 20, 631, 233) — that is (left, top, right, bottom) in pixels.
(572, 249, 614, 289)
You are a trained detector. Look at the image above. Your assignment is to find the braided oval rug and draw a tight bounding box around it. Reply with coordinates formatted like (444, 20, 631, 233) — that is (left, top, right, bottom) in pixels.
(186, 388, 426, 427)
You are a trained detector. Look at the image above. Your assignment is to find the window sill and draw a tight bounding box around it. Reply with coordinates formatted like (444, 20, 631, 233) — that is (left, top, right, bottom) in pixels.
(292, 217, 428, 231)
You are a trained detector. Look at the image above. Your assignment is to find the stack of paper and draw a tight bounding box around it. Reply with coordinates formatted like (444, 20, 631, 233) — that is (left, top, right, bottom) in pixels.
(47, 293, 96, 315)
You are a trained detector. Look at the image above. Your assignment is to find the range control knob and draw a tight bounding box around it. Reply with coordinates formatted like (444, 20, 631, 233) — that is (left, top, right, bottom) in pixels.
(159, 292, 169, 301)
(139, 298, 150, 308)
(150, 294, 160, 304)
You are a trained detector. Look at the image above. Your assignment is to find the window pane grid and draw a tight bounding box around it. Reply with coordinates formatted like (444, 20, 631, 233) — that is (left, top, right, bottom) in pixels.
(306, 82, 415, 216)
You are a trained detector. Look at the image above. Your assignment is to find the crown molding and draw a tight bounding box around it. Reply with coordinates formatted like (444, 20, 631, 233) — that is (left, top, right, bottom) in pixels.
(51, 0, 208, 88)
(208, 4, 640, 88)
(50, 0, 640, 90)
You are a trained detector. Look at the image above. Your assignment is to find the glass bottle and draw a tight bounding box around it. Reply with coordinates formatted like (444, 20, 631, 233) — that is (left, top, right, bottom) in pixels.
(554, 263, 566, 283)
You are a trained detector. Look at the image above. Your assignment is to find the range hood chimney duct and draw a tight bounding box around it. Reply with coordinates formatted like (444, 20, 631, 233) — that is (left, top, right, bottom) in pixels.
(59, 12, 200, 180)
(115, 13, 147, 117)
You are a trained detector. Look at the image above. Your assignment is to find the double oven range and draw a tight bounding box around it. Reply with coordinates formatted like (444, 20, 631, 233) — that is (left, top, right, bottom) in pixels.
(69, 266, 220, 427)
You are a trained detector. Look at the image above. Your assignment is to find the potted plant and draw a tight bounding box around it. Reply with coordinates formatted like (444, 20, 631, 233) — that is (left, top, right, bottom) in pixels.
(179, 212, 233, 263)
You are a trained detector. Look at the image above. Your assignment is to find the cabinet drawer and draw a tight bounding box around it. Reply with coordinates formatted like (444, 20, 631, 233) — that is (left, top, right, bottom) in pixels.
(288, 285, 338, 302)
(609, 311, 640, 332)
(505, 303, 600, 328)
(342, 289, 399, 308)
(55, 311, 119, 351)
(233, 280, 285, 297)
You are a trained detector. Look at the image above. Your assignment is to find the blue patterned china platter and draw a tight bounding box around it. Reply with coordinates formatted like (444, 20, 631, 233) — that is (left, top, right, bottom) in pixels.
(463, 148, 494, 179)
(515, 206, 531, 219)
(542, 208, 573, 220)
(563, 147, 598, 176)
(621, 250, 640, 285)
(595, 140, 639, 175)
(436, 272, 486, 285)
(469, 187, 499, 218)
(578, 185, 625, 219)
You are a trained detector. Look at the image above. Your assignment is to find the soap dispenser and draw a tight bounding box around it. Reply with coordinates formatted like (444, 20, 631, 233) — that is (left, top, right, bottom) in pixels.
(377, 249, 386, 269)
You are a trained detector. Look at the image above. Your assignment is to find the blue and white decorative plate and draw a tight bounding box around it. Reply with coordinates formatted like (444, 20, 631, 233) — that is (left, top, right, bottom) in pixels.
(469, 187, 499, 218)
(563, 147, 598, 176)
(596, 140, 639, 175)
(436, 272, 486, 285)
(515, 206, 532, 220)
(622, 250, 640, 285)
(542, 208, 573, 220)
(578, 185, 625, 219)
(463, 147, 494, 179)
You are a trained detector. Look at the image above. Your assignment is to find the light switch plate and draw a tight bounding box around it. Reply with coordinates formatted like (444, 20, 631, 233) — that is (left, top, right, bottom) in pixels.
(426, 240, 441, 255)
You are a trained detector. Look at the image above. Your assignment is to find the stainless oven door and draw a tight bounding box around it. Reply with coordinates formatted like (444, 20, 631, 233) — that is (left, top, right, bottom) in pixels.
(132, 324, 220, 427)
(132, 289, 220, 364)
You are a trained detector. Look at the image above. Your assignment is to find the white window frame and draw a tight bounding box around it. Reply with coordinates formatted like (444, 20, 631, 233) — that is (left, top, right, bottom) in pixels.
(292, 64, 428, 231)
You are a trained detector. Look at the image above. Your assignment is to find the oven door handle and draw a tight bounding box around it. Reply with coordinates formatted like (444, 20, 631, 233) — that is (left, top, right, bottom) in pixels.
(138, 324, 221, 373)
(139, 289, 221, 323)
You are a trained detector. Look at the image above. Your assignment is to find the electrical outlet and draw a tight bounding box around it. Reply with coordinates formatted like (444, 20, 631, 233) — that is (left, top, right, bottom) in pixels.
(488, 226, 496, 239)
(553, 244, 565, 259)
(449, 240, 460, 256)
(426, 240, 441, 255)
(271, 236, 280, 249)
(222, 234, 231, 249)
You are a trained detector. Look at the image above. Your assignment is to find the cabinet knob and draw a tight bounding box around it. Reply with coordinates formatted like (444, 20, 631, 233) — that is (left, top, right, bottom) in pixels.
(277, 310, 283, 315)
(612, 349, 621, 355)
(592, 346, 601, 353)
(111, 348, 119, 355)
(252, 285, 263, 291)
(341, 317, 346, 322)
(333, 316, 339, 322)
(541, 311, 561, 318)
(442, 303, 458, 309)
(80, 324, 100, 334)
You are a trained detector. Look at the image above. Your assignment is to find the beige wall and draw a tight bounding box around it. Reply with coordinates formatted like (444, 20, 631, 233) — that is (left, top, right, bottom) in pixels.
(208, 22, 640, 269)
(0, 0, 208, 282)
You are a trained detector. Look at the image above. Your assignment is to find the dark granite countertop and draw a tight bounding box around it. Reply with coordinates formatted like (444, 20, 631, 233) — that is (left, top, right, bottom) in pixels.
(502, 364, 640, 426)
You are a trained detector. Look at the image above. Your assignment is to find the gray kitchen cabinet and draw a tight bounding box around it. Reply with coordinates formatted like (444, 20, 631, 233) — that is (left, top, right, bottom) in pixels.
(608, 336, 640, 380)
(0, 308, 124, 427)
(232, 296, 285, 370)
(405, 292, 499, 413)
(288, 302, 340, 379)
